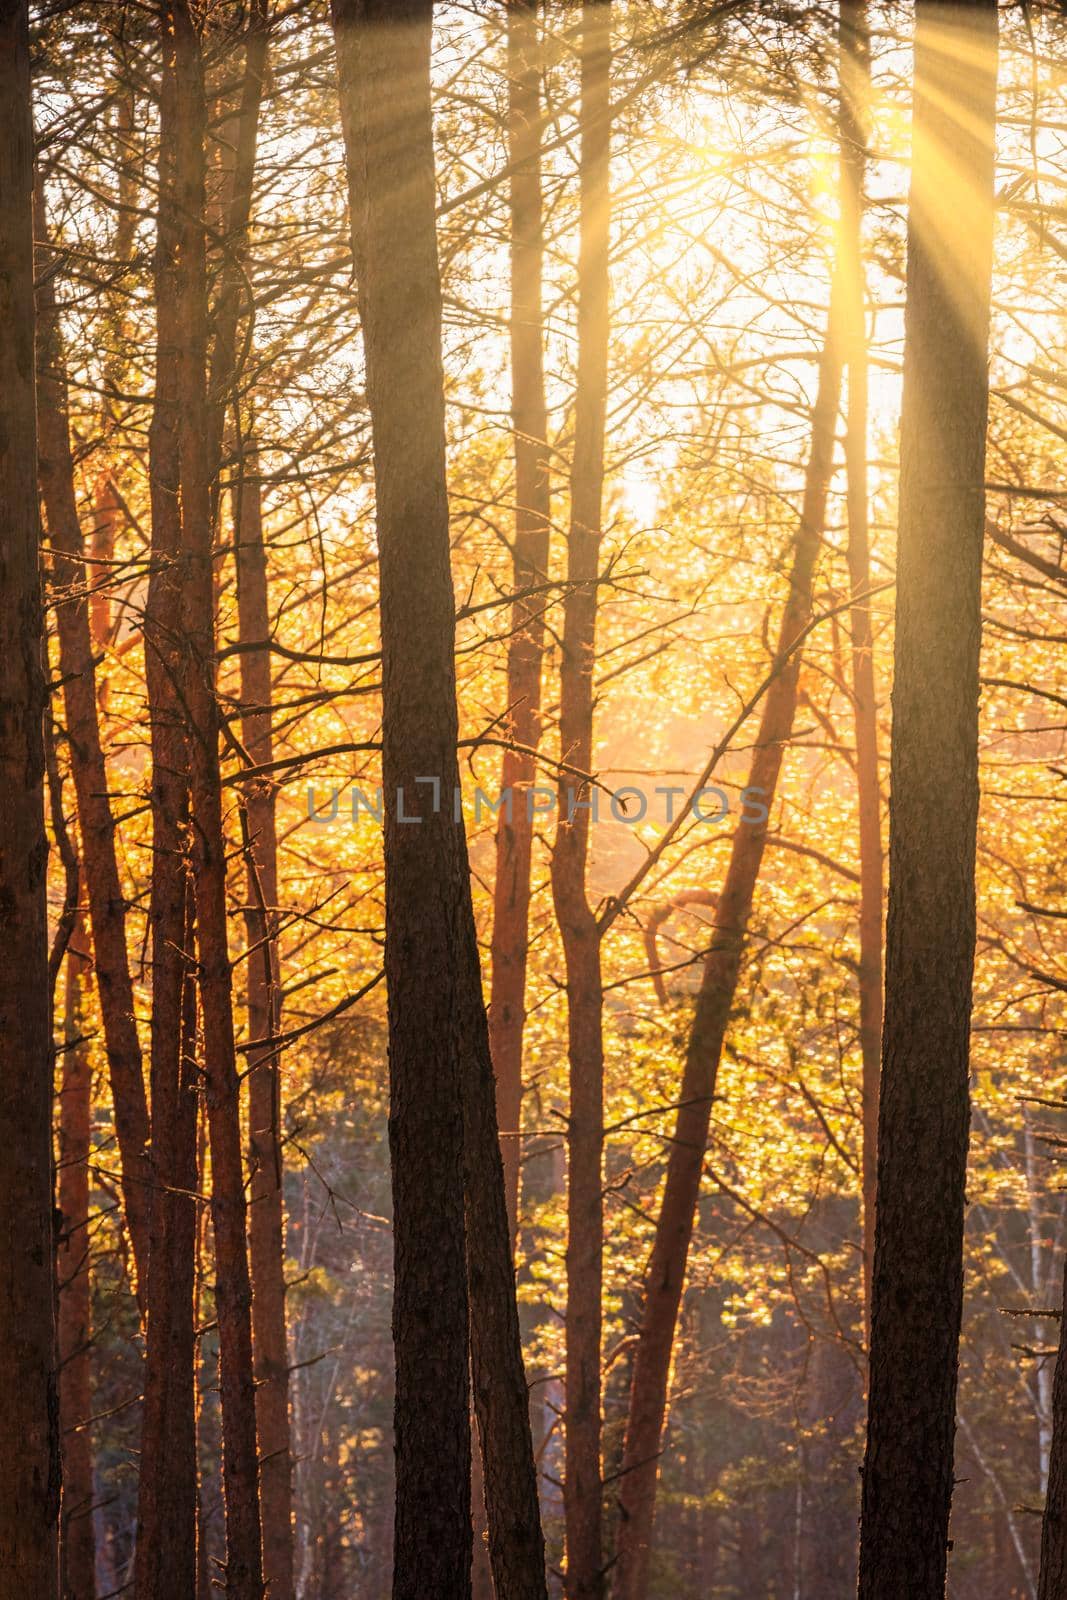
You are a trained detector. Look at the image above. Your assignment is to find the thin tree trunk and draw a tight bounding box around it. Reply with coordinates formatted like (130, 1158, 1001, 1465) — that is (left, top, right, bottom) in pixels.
(136, 3, 202, 1588)
(237, 448, 295, 1600)
(1039, 1259, 1067, 1598)
(331, 6, 547, 1597)
(207, 0, 268, 496)
(837, 0, 882, 1343)
(0, 2, 61, 1590)
(195, 1109, 215, 1600)
(489, 0, 552, 1243)
(611, 267, 847, 1600)
(35, 183, 152, 1305)
(134, 894, 199, 1600)
(857, 5, 998, 1597)
(462, 920, 549, 1600)
(549, 7, 612, 1598)
(90, 474, 119, 709)
(165, 5, 265, 1595)
(57, 913, 96, 1600)
(479, 5, 552, 1588)
(207, 9, 295, 1595)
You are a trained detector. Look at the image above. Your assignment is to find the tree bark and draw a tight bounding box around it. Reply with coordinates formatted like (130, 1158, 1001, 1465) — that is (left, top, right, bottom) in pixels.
(57, 915, 96, 1600)
(237, 448, 295, 1600)
(549, 7, 612, 1598)
(207, 0, 269, 506)
(838, 0, 883, 1344)
(0, 1, 61, 1590)
(611, 260, 846, 1600)
(133, 893, 199, 1600)
(489, 0, 552, 1244)
(331, 6, 547, 1597)
(479, 12, 552, 1582)
(332, 4, 472, 1594)
(207, 9, 295, 1595)
(857, 5, 998, 1597)
(35, 183, 152, 1306)
(136, 5, 201, 1592)
(164, 6, 265, 1595)
(1040, 1252, 1067, 1597)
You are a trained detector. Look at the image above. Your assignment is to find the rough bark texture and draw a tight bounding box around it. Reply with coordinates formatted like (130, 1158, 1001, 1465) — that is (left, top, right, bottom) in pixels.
(57, 918, 96, 1600)
(0, 2, 61, 1590)
(489, 0, 552, 1243)
(136, 6, 200, 1590)
(237, 451, 295, 1600)
(134, 895, 199, 1600)
(549, 8, 612, 1598)
(35, 186, 152, 1307)
(332, 6, 547, 1597)
(332, 4, 473, 1594)
(857, 5, 998, 1597)
(838, 0, 882, 1343)
(611, 283, 845, 1600)
(166, 6, 265, 1595)
(208, 9, 295, 1594)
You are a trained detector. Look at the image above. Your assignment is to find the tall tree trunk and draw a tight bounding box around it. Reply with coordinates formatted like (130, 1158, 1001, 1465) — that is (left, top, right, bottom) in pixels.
(478, 10, 552, 1581)
(838, 0, 883, 1342)
(611, 250, 847, 1600)
(237, 449, 295, 1600)
(207, 9, 295, 1595)
(133, 892, 199, 1600)
(35, 183, 152, 1305)
(0, 2, 61, 1590)
(549, 7, 612, 1597)
(57, 914, 96, 1600)
(478, 5, 552, 1588)
(136, 3, 201, 1588)
(331, 6, 546, 1598)
(857, 5, 998, 1597)
(164, 5, 265, 1595)
(207, 0, 268, 496)
(489, 0, 552, 1243)
(332, 4, 472, 1594)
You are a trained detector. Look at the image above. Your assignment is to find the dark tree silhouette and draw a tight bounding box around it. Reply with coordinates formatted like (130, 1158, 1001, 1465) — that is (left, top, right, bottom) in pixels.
(0, 1, 60, 1592)
(858, 4, 999, 1596)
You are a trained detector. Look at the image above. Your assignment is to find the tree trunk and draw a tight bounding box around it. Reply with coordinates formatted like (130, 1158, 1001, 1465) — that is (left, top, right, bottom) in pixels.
(489, 0, 552, 1243)
(136, 5, 205, 1590)
(134, 895, 199, 1600)
(57, 915, 96, 1600)
(838, 0, 883, 1343)
(331, 6, 547, 1597)
(332, 4, 472, 1594)
(857, 5, 998, 1597)
(207, 0, 268, 503)
(35, 183, 152, 1306)
(237, 449, 296, 1600)
(206, 9, 295, 1595)
(611, 258, 846, 1600)
(479, 10, 552, 1582)
(165, 6, 265, 1595)
(0, 2, 61, 1590)
(549, 7, 612, 1598)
